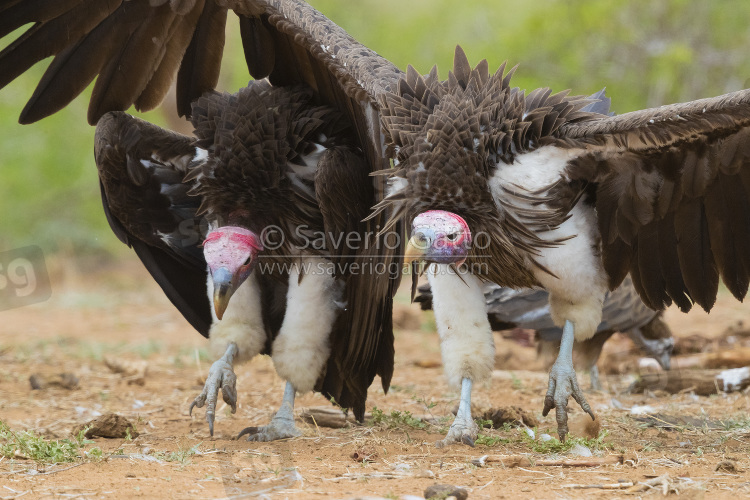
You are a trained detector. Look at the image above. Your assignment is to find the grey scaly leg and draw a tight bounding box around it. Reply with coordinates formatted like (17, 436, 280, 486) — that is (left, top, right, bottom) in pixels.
(238, 381, 302, 442)
(436, 378, 477, 448)
(190, 342, 238, 436)
(589, 365, 602, 392)
(542, 321, 595, 441)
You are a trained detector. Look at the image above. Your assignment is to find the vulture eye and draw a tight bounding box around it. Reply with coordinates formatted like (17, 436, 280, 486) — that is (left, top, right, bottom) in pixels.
(243, 256, 253, 266)
(446, 233, 459, 242)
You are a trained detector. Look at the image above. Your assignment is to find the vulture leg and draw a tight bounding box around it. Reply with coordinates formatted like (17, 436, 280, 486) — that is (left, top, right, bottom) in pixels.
(239, 257, 338, 442)
(437, 378, 476, 448)
(573, 330, 614, 392)
(542, 321, 595, 441)
(189, 342, 239, 436)
(588, 365, 602, 392)
(427, 267, 493, 448)
(238, 382, 301, 441)
(625, 316, 674, 371)
(191, 273, 267, 436)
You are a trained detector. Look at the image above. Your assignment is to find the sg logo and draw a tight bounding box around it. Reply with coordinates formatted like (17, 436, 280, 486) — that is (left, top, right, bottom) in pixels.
(0, 246, 51, 311)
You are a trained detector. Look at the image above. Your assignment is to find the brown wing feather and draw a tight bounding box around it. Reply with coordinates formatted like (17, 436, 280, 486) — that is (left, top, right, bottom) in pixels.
(95, 111, 212, 336)
(0, 0, 121, 93)
(134, 3, 206, 112)
(19, 1, 156, 124)
(239, 15, 276, 80)
(563, 89, 750, 312)
(175, 1, 227, 117)
(88, 3, 207, 123)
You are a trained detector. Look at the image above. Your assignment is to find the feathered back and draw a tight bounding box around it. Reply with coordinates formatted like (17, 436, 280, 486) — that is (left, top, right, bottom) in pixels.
(374, 47, 604, 287)
(187, 81, 352, 248)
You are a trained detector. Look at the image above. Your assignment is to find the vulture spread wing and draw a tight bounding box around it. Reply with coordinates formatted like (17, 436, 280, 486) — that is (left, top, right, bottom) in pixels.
(1, 0, 405, 414)
(558, 89, 750, 312)
(415, 276, 659, 339)
(95, 111, 212, 336)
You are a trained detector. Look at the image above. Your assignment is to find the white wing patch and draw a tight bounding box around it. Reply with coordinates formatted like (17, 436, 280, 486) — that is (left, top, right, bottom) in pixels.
(286, 143, 327, 198)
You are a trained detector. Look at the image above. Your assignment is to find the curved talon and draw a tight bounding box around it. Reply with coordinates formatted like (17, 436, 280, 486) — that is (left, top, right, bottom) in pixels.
(543, 363, 596, 442)
(237, 426, 258, 440)
(189, 400, 200, 417)
(189, 347, 238, 437)
(461, 434, 475, 447)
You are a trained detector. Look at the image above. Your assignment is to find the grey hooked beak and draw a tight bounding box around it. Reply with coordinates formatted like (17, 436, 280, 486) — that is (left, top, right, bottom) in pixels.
(211, 267, 234, 320)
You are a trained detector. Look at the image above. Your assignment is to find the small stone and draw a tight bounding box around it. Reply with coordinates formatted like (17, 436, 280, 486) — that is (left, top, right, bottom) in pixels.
(480, 406, 540, 429)
(715, 460, 739, 473)
(29, 373, 79, 390)
(424, 484, 468, 500)
(73, 413, 139, 439)
(350, 446, 377, 463)
(414, 469, 436, 478)
(568, 443, 593, 457)
(539, 433, 553, 441)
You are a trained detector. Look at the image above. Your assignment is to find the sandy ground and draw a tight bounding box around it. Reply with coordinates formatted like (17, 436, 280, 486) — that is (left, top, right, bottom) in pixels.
(1, 256, 750, 499)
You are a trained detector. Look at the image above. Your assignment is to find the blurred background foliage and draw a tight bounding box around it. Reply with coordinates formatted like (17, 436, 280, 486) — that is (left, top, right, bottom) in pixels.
(2, 0, 750, 258)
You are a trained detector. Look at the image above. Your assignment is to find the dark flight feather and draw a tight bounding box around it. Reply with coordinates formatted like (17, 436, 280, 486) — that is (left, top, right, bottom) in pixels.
(239, 15, 276, 80)
(95, 112, 211, 335)
(175, 1, 227, 117)
(563, 87, 750, 311)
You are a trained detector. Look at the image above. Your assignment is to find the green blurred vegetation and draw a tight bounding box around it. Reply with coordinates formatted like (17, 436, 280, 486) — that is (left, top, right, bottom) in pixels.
(2, 0, 750, 255)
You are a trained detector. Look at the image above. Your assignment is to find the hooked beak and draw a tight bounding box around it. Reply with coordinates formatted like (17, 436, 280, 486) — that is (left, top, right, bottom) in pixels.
(405, 231, 433, 304)
(211, 267, 235, 320)
(404, 230, 433, 266)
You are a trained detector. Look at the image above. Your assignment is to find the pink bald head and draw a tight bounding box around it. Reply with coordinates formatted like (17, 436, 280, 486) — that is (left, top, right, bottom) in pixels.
(203, 226, 263, 319)
(407, 210, 472, 266)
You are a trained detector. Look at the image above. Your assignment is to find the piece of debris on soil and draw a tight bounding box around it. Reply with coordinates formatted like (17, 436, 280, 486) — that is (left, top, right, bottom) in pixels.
(715, 460, 739, 473)
(632, 413, 722, 431)
(300, 406, 366, 429)
(674, 348, 750, 370)
(413, 358, 442, 368)
(473, 454, 625, 468)
(29, 372, 79, 390)
(673, 334, 713, 355)
(103, 354, 148, 385)
(350, 446, 377, 463)
(629, 367, 750, 395)
(626, 474, 701, 496)
(563, 479, 634, 490)
(568, 414, 601, 439)
(463, 405, 539, 429)
(424, 483, 469, 500)
(74, 413, 139, 439)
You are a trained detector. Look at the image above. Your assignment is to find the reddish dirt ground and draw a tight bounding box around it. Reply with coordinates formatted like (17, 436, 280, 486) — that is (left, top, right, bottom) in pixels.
(1, 257, 750, 499)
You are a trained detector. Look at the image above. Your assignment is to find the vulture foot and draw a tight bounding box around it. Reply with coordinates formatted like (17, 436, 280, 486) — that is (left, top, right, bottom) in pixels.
(190, 343, 238, 436)
(436, 378, 477, 448)
(542, 321, 595, 441)
(237, 417, 302, 442)
(238, 381, 301, 442)
(436, 417, 478, 448)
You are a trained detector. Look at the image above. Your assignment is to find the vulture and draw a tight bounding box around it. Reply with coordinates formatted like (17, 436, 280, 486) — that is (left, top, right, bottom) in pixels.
(375, 46, 750, 444)
(415, 276, 674, 390)
(0, 0, 404, 439)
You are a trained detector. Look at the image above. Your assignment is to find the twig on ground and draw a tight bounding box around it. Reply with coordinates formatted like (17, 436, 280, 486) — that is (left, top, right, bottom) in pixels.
(563, 481, 634, 490)
(473, 454, 625, 467)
